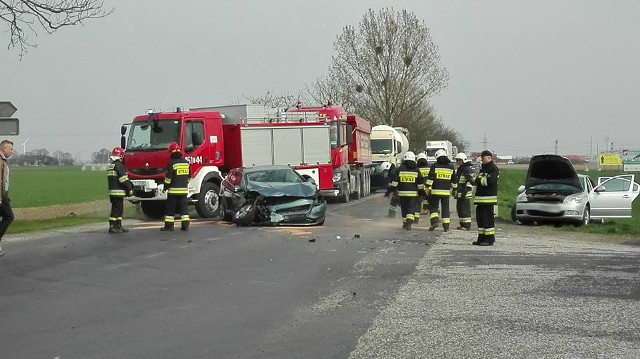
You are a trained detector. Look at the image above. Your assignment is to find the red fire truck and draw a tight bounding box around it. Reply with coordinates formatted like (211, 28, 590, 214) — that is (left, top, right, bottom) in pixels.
(120, 104, 373, 219)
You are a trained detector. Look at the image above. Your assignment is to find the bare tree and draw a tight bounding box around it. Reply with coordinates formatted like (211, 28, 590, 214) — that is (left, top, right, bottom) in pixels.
(311, 8, 449, 126)
(1, 0, 114, 58)
(243, 90, 311, 110)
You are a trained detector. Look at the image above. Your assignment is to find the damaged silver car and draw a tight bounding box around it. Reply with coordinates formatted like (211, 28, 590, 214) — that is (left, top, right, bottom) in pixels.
(219, 165, 326, 226)
(512, 154, 640, 226)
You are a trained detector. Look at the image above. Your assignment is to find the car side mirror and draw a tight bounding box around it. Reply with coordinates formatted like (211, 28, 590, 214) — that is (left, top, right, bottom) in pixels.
(595, 186, 605, 193)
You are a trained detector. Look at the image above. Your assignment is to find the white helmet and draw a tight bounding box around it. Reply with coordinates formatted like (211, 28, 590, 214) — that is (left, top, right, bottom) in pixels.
(435, 149, 447, 159)
(380, 161, 392, 171)
(455, 152, 468, 161)
(403, 151, 416, 162)
(416, 152, 428, 161)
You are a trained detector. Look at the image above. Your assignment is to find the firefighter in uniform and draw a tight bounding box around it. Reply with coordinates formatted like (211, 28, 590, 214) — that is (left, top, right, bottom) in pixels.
(473, 150, 499, 246)
(387, 151, 424, 230)
(382, 162, 399, 218)
(425, 149, 457, 232)
(161, 142, 191, 231)
(107, 147, 133, 234)
(454, 152, 474, 230)
(414, 152, 430, 224)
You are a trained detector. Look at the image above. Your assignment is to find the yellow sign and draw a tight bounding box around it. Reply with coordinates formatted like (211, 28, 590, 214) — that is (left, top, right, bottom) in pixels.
(599, 154, 622, 165)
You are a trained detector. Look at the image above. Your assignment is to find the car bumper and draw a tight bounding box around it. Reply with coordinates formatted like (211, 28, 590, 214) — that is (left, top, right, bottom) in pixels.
(266, 198, 327, 226)
(514, 202, 585, 223)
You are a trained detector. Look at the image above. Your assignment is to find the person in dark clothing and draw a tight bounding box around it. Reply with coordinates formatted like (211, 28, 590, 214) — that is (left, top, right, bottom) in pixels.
(425, 149, 457, 232)
(473, 150, 499, 246)
(0, 140, 14, 256)
(107, 147, 134, 234)
(453, 152, 474, 230)
(387, 151, 424, 230)
(383, 162, 400, 218)
(414, 152, 430, 224)
(161, 142, 191, 231)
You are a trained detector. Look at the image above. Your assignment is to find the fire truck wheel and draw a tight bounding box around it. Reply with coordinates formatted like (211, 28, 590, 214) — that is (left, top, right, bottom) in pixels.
(353, 174, 362, 200)
(195, 182, 221, 218)
(140, 201, 166, 220)
(340, 181, 350, 203)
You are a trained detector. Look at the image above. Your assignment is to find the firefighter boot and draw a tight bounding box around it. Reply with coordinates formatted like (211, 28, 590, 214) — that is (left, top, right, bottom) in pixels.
(116, 220, 129, 233)
(160, 222, 174, 231)
(442, 223, 450, 232)
(405, 219, 413, 231)
(428, 220, 439, 232)
(108, 221, 120, 234)
(181, 221, 190, 231)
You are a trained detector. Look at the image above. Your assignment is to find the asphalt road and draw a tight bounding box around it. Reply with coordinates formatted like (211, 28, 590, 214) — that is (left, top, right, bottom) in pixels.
(1, 194, 639, 358)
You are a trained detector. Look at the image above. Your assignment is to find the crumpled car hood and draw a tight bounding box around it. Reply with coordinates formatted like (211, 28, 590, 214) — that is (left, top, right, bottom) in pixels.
(526, 154, 581, 190)
(245, 181, 318, 198)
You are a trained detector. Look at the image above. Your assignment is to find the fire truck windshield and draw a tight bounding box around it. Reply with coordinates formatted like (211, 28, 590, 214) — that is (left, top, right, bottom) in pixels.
(371, 139, 393, 154)
(126, 120, 181, 151)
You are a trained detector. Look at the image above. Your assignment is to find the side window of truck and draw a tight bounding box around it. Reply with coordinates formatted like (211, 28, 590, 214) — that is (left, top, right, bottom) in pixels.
(184, 121, 205, 153)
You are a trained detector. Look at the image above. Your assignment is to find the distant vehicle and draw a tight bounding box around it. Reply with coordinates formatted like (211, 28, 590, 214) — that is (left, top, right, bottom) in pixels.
(512, 154, 640, 226)
(425, 140, 457, 165)
(369, 125, 409, 190)
(219, 165, 327, 226)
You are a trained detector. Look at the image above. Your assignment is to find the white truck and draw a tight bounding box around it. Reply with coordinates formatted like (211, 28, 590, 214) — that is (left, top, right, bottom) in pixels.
(370, 125, 409, 191)
(425, 140, 458, 165)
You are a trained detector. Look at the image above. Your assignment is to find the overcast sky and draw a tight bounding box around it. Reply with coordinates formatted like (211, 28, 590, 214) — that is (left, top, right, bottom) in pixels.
(2, 0, 639, 161)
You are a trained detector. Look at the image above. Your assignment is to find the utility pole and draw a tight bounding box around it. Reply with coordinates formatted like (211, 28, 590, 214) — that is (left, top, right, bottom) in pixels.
(554, 140, 558, 155)
(481, 132, 489, 151)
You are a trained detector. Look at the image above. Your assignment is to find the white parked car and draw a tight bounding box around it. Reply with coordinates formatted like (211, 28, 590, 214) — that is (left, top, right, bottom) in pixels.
(512, 154, 640, 226)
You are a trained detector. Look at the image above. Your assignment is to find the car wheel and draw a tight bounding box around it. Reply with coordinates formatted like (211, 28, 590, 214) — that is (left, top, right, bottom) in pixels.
(219, 197, 232, 222)
(575, 205, 590, 227)
(233, 203, 256, 226)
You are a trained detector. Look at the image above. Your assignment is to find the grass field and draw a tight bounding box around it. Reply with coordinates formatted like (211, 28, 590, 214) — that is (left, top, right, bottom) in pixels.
(5, 165, 640, 236)
(11, 165, 105, 207)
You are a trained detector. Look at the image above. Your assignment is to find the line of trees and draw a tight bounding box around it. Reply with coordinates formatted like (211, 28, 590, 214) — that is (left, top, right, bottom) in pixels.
(8, 147, 112, 166)
(9, 148, 75, 166)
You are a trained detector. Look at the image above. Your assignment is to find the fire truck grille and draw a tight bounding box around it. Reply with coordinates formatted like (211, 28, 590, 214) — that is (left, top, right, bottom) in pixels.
(131, 168, 165, 176)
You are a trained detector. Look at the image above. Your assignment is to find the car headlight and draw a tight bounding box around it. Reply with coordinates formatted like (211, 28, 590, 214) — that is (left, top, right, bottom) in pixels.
(565, 196, 583, 204)
(516, 193, 527, 203)
(333, 172, 342, 182)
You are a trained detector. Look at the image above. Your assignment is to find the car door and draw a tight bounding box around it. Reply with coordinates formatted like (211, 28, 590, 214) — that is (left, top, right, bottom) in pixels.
(590, 175, 640, 218)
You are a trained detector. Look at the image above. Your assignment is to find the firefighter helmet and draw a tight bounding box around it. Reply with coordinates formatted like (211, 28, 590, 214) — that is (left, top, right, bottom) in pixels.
(168, 142, 181, 154)
(455, 152, 468, 161)
(403, 151, 416, 162)
(380, 161, 393, 172)
(416, 152, 428, 161)
(435, 149, 447, 159)
(111, 147, 125, 158)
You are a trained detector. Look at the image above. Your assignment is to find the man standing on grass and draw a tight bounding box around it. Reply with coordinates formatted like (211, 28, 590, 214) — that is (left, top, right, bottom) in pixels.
(0, 140, 15, 256)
